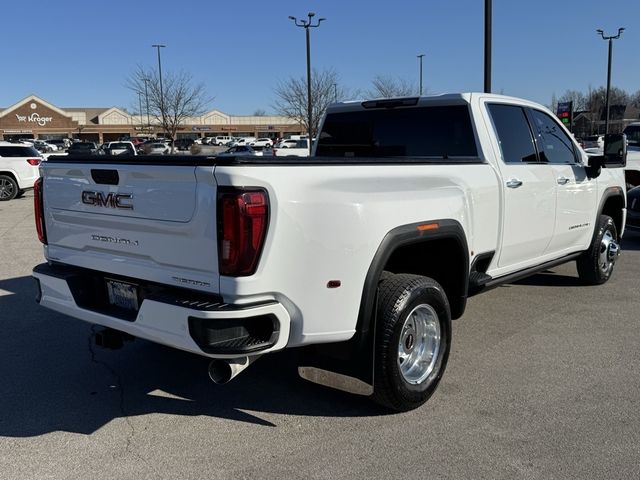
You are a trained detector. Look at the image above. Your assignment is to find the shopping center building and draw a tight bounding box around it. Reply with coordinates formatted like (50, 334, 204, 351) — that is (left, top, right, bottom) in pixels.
(0, 95, 303, 143)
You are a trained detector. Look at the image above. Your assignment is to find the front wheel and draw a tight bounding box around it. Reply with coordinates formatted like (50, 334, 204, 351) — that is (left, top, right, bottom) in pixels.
(372, 274, 451, 411)
(576, 215, 619, 285)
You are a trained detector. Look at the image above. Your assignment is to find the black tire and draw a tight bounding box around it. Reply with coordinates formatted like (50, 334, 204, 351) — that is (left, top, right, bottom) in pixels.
(15, 189, 26, 199)
(576, 215, 619, 285)
(372, 273, 451, 411)
(0, 175, 18, 201)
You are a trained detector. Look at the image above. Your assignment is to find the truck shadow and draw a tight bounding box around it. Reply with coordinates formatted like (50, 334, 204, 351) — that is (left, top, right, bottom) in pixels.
(0, 275, 385, 438)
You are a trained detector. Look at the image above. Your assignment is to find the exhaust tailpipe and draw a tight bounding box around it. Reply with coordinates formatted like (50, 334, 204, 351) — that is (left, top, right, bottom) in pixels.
(208, 356, 260, 384)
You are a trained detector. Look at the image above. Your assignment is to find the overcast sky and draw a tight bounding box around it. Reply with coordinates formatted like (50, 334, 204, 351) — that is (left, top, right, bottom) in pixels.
(1, 0, 637, 114)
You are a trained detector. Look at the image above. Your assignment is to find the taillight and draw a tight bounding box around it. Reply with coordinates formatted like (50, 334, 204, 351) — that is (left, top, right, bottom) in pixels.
(34, 177, 47, 244)
(27, 158, 41, 166)
(217, 188, 269, 276)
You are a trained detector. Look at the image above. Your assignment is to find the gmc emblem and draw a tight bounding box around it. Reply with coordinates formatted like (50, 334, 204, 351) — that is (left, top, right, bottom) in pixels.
(81, 191, 133, 210)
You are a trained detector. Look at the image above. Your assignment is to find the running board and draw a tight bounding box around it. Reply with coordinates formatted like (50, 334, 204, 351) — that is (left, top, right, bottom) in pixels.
(470, 252, 582, 295)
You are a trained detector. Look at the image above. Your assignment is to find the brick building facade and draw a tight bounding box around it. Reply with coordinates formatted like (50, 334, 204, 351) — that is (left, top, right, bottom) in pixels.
(0, 95, 303, 143)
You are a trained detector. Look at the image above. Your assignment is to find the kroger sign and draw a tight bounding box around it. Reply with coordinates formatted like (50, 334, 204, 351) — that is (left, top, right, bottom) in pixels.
(15, 112, 53, 127)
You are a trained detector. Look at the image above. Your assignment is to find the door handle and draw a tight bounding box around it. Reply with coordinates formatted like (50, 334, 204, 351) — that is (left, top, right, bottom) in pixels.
(557, 176, 570, 185)
(506, 179, 523, 188)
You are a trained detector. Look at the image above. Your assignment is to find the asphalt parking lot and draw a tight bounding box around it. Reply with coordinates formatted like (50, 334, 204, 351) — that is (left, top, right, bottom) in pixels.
(1, 193, 639, 480)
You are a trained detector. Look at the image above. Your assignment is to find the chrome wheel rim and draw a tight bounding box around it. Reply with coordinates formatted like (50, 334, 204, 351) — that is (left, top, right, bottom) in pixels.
(397, 304, 441, 385)
(0, 178, 15, 199)
(599, 229, 619, 275)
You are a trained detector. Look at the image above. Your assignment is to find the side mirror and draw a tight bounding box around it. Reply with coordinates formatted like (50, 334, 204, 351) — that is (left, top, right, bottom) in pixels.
(603, 133, 627, 167)
(585, 133, 627, 179)
(586, 155, 603, 179)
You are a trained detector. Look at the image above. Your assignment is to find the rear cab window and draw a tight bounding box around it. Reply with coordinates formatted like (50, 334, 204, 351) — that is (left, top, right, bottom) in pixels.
(316, 103, 478, 160)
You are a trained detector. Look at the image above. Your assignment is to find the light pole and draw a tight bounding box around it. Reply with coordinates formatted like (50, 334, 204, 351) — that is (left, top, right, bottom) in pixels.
(143, 77, 151, 132)
(138, 92, 144, 131)
(597, 27, 624, 134)
(484, 0, 492, 93)
(152, 44, 166, 137)
(333, 82, 338, 102)
(289, 12, 325, 155)
(417, 54, 425, 96)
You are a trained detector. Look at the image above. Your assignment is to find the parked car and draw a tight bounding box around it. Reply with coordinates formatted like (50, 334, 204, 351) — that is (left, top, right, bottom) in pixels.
(106, 141, 137, 156)
(233, 137, 256, 146)
(217, 145, 263, 157)
(127, 137, 151, 147)
(275, 139, 300, 149)
(269, 139, 310, 157)
(582, 135, 604, 150)
(144, 142, 171, 155)
(250, 137, 274, 147)
(67, 142, 103, 155)
(0, 141, 42, 200)
(174, 138, 195, 150)
(211, 135, 232, 146)
(46, 139, 69, 151)
(32, 140, 55, 153)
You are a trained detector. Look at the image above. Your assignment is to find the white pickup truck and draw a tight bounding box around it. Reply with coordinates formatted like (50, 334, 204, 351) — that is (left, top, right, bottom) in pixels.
(32, 93, 627, 411)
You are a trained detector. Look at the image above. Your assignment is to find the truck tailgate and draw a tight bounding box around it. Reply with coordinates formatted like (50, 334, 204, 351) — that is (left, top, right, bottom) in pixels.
(42, 161, 219, 292)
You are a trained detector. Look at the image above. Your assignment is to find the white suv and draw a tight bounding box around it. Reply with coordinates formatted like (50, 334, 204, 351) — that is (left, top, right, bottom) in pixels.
(250, 137, 274, 147)
(214, 136, 233, 146)
(0, 142, 42, 201)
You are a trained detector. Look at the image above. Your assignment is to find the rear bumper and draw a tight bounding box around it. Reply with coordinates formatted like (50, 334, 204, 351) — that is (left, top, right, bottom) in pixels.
(32, 263, 290, 358)
(18, 172, 39, 190)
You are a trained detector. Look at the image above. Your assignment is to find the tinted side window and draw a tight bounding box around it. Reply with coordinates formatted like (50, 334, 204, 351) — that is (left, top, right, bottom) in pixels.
(487, 104, 538, 163)
(0, 146, 40, 157)
(316, 105, 478, 159)
(529, 109, 577, 164)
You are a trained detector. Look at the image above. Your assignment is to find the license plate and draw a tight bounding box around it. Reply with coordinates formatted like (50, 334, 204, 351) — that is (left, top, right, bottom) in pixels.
(106, 279, 139, 311)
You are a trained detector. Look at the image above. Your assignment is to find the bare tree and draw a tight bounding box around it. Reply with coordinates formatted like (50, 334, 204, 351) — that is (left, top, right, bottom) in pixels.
(366, 74, 417, 98)
(273, 68, 347, 138)
(558, 90, 587, 111)
(253, 109, 267, 116)
(126, 65, 212, 147)
(586, 86, 629, 113)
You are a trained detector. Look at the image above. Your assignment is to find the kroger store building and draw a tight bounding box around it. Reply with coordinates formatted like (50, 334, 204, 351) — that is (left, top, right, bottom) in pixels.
(0, 95, 302, 143)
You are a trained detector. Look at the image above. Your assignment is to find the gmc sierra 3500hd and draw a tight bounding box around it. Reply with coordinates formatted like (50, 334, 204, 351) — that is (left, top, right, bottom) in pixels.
(32, 93, 627, 411)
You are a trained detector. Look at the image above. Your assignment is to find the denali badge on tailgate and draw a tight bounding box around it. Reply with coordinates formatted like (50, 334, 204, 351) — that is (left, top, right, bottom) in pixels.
(81, 191, 133, 209)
